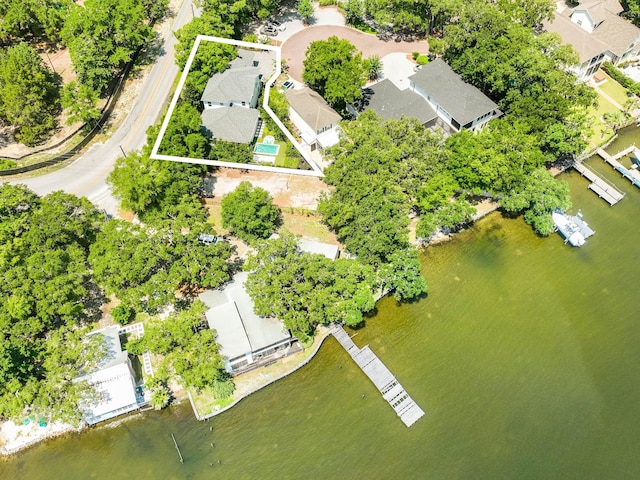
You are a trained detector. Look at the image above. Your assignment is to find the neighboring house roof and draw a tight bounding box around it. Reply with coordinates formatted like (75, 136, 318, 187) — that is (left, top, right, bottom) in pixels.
(409, 59, 499, 126)
(353, 79, 437, 125)
(200, 272, 291, 362)
(299, 238, 340, 260)
(544, 13, 610, 63)
(201, 66, 260, 105)
(544, 0, 640, 62)
(285, 88, 342, 133)
(76, 326, 138, 425)
(201, 106, 260, 143)
(592, 14, 640, 57)
(577, 2, 612, 24)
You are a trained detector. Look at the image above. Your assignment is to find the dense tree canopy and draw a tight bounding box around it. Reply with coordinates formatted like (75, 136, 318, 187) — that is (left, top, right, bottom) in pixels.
(0, 43, 61, 145)
(0, 185, 106, 422)
(128, 302, 233, 393)
(108, 126, 209, 227)
(221, 182, 281, 242)
(62, 0, 153, 92)
(0, 0, 72, 45)
(245, 233, 376, 340)
(89, 220, 232, 313)
(302, 36, 366, 107)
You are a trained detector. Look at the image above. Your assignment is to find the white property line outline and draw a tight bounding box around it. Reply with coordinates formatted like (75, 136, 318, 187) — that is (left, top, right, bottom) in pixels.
(150, 35, 324, 177)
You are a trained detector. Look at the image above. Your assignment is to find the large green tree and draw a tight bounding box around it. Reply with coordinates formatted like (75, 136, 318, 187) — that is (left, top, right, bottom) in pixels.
(62, 0, 152, 92)
(302, 36, 366, 107)
(0, 43, 60, 145)
(0, 185, 106, 423)
(221, 182, 281, 242)
(128, 301, 233, 393)
(245, 233, 376, 340)
(0, 0, 72, 45)
(89, 220, 232, 313)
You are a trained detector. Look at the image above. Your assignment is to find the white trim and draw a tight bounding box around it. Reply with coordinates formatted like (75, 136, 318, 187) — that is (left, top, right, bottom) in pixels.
(150, 35, 324, 177)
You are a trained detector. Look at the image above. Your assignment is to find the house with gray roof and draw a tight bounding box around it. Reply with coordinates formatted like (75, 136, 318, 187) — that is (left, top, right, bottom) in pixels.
(199, 49, 265, 144)
(199, 272, 298, 374)
(285, 87, 342, 151)
(347, 79, 438, 127)
(75, 326, 140, 425)
(543, 0, 640, 79)
(409, 59, 501, 133)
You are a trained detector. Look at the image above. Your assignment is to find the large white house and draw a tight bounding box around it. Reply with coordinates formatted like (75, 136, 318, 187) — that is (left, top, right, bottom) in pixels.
(544, 0, 640, 78)
(199, 272, 299, 373)
(199, 49, 273, 144)
(408, 59, 501, 133)
(75, 326, 140, 425)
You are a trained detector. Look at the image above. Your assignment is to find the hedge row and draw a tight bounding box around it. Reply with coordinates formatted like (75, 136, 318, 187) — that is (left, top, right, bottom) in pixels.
(601, 62, 640, 96)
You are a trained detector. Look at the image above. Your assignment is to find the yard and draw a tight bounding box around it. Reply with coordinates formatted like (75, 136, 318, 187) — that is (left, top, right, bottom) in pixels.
(256, 123, 300, 168)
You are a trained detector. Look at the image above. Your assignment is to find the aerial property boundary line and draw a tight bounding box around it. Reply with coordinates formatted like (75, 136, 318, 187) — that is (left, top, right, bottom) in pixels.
(150, 35, 324, 177)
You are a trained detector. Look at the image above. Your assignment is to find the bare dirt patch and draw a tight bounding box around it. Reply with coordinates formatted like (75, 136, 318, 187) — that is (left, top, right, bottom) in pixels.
(209, 167, 331, 210)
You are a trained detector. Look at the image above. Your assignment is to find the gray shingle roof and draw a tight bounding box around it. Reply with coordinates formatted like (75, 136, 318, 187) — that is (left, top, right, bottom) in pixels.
(285, 88, 342, 133)
(200, 106, 260, 144)
(201, 66, 260, 105)
(354, 79, 437, 125)
(408, 59, 499, 126)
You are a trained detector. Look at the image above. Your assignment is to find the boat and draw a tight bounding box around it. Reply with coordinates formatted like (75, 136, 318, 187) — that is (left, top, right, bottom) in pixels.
(552, 210, 595, 247)
(630, 147, 640, 167)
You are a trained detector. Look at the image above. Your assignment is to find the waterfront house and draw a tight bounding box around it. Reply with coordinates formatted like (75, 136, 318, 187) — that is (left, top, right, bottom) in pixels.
(408, 59, 501, 133)
(346, 78, 438, 127)
(199, 272, 298, 373)
(543, 0, 640, 79)
(75, 326, 140, 425)
(284, 87, 342, 151)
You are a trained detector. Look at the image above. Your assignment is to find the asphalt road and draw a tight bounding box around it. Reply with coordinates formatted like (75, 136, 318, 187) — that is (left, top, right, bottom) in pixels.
(4, 0, 196, 216)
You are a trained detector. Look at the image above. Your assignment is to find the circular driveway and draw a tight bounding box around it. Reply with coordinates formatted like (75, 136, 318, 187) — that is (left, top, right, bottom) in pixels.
(282, 26, 428, 81)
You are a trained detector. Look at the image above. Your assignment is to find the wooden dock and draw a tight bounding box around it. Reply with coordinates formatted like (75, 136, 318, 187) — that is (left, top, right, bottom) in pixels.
(595, 147, 640, 189)
(572, 161, 625, 205)
(331, 326, 425, 427)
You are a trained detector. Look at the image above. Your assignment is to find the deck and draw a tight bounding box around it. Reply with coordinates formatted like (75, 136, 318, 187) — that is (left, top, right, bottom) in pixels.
(595, 147, 640, 189)
(331, 326, 425, 427)
(572, 161, 625, 205)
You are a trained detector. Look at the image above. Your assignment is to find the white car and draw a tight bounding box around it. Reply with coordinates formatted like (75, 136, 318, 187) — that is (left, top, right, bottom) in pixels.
(268, 20, 286, 32)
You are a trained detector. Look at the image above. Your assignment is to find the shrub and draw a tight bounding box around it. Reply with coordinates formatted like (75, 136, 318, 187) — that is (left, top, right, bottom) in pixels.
(601, 62, 640, 96)
(111, 304, 134, 325)
(0, 159, 17, 170)
(319, 0, 337, 5)
(416, 55, 429, 65)
(412, 51, 420, 60)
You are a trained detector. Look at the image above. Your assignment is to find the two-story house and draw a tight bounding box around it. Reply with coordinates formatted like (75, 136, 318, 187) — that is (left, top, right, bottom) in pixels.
(544, 0, 640, 79)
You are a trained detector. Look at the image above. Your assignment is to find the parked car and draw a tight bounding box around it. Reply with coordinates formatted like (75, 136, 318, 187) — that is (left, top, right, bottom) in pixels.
(282, 80, 294, 90)
(261, 25, 278, 36)
(268, 19, 286, 31)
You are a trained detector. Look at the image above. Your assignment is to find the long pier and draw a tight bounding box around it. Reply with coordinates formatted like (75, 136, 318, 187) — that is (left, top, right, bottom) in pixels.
(595, 147, 640, 189)
(572, 161, 625, 205)
(331, 326, 425, 427)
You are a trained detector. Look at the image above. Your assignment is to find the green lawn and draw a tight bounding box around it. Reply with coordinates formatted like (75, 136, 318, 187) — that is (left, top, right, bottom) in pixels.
(598, 71, 631, 106)
(257, 123, 300, 169)
(586, 92, 620, 146)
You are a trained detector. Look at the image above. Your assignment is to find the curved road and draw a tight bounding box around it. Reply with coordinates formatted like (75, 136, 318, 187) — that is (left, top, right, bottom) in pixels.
(282, 25, 428, 82)
(4, 0, 196, 216)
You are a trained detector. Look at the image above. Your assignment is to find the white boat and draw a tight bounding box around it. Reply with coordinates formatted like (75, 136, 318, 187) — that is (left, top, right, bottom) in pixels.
(552, 210, 593, 247)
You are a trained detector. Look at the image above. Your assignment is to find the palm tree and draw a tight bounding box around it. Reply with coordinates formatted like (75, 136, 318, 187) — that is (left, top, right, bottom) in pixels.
(365, 54, 382, 81)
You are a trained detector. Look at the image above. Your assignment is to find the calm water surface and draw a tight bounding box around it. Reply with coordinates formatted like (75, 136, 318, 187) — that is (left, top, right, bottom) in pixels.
(2, 134, 640, 479)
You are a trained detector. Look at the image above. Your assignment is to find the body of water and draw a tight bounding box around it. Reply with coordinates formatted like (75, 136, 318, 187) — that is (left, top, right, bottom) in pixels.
(2, 134, 639, 479)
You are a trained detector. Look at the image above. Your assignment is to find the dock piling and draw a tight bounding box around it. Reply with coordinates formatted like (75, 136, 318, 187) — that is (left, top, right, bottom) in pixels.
(171, 433, 184, 464)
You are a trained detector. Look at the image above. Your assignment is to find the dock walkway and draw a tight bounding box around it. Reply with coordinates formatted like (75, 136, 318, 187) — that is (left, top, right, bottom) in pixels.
(331, 326, 424, 427)
(596, 147, 640, 189)
(572, 161, 625, 205)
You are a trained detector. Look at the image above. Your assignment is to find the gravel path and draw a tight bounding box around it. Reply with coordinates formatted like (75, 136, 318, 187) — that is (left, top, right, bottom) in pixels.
(282, 25, 428, 81)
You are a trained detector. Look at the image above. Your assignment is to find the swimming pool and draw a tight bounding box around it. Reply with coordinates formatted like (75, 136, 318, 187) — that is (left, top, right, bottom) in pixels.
(254, 142, 280, 155)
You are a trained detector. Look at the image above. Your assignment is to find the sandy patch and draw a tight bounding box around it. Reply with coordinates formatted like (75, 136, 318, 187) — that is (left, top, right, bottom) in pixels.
(0, 419, 79, 456)
(210, 168, 330, 210)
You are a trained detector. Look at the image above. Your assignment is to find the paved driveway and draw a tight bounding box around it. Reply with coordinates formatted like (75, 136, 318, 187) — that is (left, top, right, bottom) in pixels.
(282, 25, 428, 81)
